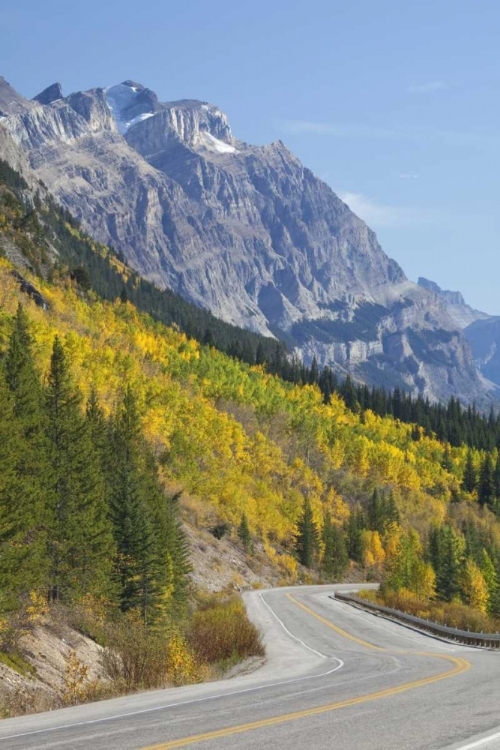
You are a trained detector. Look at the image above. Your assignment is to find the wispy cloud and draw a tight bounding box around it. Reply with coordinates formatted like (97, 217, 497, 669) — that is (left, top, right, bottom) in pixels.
(282, 121, 400, 139)
(407, 80, 446, 93)
(280, 119, 499, 151)
(399, 173, 419, 180)
(338, 192, 438, 229)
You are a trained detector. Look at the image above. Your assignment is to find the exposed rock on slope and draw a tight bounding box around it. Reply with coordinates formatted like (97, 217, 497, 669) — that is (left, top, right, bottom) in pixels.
(418, 277, 490, 329)
(417, 276, 500, 390)
(465, 317, 500, 389)
(0, 76, 495, 403)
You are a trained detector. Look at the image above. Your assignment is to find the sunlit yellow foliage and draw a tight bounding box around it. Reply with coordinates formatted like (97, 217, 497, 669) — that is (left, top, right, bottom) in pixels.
(361, 530, 386, 568)
(165, 632, 201, 686)
(460, 560, 489, 613)
(0, 258, 496, 563)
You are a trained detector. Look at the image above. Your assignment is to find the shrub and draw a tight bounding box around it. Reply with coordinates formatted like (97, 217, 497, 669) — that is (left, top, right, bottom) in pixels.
(188, 596, 264, 665)
(102, 613, 203, 691)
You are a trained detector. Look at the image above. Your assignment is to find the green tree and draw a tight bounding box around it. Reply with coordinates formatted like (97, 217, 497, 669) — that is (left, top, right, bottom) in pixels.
(109, 387, 166, 623)
(160, 491, 192, 615)
(345, 509, 366, 563)
(480, 549, 500, 617)
(2, 305, 50, 601)
(0, 372, 42, 609)
(478, 454, 497, 510)
(295, 498, 318, 568)
(238, 513, 253, 554)
(322, 512, 348, 578)
(461, 450, 477, 494)
(429, 525, 465, 602)
(45, 336, 114, 602)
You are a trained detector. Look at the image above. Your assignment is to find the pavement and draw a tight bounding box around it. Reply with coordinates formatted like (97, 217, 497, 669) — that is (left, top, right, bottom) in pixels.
(0, 583, 499, 750)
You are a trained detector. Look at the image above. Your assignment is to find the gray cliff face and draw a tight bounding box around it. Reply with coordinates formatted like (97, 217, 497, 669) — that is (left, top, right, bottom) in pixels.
(466, 318, 500, 388)
(417, 276, 489, 329)
(0, 78, 495, 404)
(417, 277, 500, 388)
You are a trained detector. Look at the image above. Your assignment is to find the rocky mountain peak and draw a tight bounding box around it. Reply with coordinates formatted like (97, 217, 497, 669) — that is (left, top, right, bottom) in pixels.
(33, 83, 64, 106)
(0, 74, 497, 405)
(0, 76, 34, 117)
(104, 81, 159, 134)
(65, 88, 117, 133)
(102, 81, 236, 156)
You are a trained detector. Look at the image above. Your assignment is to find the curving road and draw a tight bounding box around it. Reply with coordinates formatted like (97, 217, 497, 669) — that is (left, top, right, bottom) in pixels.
(1, 584, 500, 750)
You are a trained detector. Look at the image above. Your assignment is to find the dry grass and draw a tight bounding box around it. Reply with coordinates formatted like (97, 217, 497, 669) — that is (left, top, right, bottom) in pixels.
(359, 589, 500, 633)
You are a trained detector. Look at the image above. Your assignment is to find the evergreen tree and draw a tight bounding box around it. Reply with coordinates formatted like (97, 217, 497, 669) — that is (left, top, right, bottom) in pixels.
(441, 446, 453, 473)
(162, 491, 191, 615)
(345, 509, 366, 563)
(85, 386, 108, 454)
(367, 489, 384, 533)
(295, 498, 318, 568)
(238, 513, 253, 554)
(429, 525, 465, 602)
(384, 491, 400, 527)
(45, 336, 114, 602)
(0, 371, 43, 609)
(108, 387, 163, 624)
(322, 512, 348, 578)
(495, 453, 500, 500)
(2, 305, 50, 600)
(478, 453, 496, 510)
(461, 450, 477, 494)
(480, 549, 500, 617)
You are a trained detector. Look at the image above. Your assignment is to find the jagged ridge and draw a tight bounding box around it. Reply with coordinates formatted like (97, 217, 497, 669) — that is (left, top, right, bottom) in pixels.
(0, 76, 495, 404)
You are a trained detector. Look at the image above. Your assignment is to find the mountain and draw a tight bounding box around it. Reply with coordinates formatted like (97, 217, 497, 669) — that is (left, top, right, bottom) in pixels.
(417, 277, 490, 329)
(0, 76, 495, 404)
(417, 276, 500, 390)
(465, 317, 500, 388)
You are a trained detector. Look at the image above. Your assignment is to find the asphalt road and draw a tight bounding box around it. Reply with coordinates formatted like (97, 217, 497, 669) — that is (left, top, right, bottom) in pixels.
(1, 584, 499, 750)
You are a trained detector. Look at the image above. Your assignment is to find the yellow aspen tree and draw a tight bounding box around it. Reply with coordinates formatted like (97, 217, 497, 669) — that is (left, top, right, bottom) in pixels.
(361, 530, 386, 568)
(460, 559, 489, 613)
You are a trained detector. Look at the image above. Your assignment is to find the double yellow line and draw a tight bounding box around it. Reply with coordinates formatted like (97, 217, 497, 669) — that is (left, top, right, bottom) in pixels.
(142, 592, 470, 750)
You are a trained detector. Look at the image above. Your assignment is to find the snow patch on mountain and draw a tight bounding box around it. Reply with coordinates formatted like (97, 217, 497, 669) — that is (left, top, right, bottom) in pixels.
(198, 131, 237, 154)
(104, 83, 154, 135)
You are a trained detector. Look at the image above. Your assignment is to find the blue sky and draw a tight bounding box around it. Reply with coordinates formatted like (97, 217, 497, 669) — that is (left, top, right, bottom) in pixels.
(2, 0, 499, 312)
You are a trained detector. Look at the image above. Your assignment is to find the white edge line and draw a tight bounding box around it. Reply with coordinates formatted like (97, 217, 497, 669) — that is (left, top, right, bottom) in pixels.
(448, 730, 500, 750)
(258, 592, 328, 659)
(0, 596, 343, 743)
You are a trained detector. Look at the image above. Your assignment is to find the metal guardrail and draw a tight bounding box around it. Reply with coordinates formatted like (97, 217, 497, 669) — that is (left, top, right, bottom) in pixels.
(333, 591, 500, 648)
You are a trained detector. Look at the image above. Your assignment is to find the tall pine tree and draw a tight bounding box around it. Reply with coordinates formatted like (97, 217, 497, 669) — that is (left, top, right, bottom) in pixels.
(295, 498, 318, 568)
(2, 305, 50, 602)
(45, 336, 114, 602)
(109, 387, 162, 623)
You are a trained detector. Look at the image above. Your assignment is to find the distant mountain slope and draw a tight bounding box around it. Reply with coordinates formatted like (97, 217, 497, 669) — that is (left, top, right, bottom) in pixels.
(465, 317, 500, 388)
(417, 276, 500, 390)
(418, 277, 490, 329)
(0, 76, 495, 404)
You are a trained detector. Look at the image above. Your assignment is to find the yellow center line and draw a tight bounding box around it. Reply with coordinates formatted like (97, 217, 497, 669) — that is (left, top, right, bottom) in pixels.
(286, 592, 386, 650)
(142, 593, 471, 750)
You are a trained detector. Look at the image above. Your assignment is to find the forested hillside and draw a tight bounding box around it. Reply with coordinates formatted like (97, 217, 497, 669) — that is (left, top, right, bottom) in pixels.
(1, 158, 500, 712)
